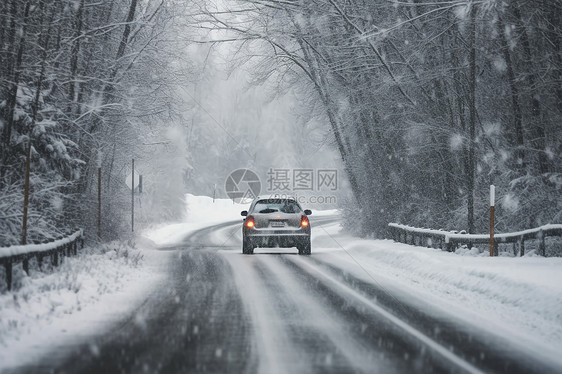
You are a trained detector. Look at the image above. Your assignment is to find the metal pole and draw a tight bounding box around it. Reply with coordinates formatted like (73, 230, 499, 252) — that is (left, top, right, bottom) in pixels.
(490, 185, 495, 257)
(22, 142, 32, 245)
(98, 167, 101, 239)
(132, 158, 134, 233)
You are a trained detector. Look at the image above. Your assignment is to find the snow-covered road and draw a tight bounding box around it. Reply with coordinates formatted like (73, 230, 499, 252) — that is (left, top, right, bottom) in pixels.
(6, 215, 561, 374)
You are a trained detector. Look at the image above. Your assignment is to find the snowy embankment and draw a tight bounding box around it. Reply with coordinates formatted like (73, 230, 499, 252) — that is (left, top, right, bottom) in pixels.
(0, 240, 174, 371)
(0, 241, 164, 369)
(143, 193, 251, 246)
(312, 222, 562, 363)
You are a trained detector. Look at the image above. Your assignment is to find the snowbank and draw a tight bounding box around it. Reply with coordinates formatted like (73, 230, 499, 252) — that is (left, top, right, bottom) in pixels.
(142, 194, 250, 246)
(311, 223, 562, 363)
(183, 193, 250, 223)
(0, 242, 164, 370)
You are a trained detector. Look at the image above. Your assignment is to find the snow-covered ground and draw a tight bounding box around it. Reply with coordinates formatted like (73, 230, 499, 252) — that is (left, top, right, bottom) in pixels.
(1, 194, 560, 370)
(143, 193, 251, 246)
(311, 222, 562, 364)
(188, 194, 562, 364)
(148, 194, 562, 362)
(0, 194, 246, 370)
(0, 242, 167, 370)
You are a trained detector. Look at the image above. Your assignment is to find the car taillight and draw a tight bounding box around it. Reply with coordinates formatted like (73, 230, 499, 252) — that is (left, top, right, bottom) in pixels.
(301, 215, 309, 227)
(246, 216, 255, 228)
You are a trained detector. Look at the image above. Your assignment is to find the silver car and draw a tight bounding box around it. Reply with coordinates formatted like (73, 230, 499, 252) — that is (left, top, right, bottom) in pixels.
(241, 197, 312, 255)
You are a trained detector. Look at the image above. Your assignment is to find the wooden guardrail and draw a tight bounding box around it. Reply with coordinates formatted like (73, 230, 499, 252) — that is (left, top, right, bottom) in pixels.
(388, 223, 562, 256)
(0, 229, 84, 291)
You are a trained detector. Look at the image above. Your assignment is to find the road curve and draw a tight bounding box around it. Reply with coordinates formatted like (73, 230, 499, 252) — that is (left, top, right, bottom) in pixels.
(10, 217, 561, 374)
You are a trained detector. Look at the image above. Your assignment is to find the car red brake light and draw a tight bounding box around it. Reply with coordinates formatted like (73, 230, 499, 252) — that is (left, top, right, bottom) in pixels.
(246, 216, 255, 228)
(301, 215, 309, 227)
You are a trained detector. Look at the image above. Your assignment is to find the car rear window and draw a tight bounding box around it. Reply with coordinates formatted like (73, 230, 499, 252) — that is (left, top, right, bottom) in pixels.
(253, 199, 302, 214)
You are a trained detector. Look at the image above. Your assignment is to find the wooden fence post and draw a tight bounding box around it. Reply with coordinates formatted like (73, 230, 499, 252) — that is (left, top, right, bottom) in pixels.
(22, 142, 32, 246)
(539, 230, 546, 256)
(23, 258, 29, 275)
(52, 251, 59, 267)
(5, 262, 12, 291)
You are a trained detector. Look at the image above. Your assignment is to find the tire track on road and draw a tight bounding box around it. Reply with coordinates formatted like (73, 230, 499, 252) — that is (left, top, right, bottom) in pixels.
(285, 254, 561, 374)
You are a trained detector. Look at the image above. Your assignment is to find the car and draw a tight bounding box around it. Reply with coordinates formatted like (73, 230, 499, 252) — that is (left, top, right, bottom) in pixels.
(241, 197, 312, 255)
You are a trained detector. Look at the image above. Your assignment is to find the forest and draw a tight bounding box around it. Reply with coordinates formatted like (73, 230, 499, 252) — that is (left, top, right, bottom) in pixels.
(0, 0, 194, 245)
(196, 0, 562, 236)
(1, 0, 561, 245)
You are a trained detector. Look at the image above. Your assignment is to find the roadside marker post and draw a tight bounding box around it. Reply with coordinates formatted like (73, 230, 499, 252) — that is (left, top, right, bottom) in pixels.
(97, 151, 102, 240)
(132, 159, 135, 233)
(98, 167, 101, 239)
(126, 162, 141, 233)
(490, 185, 495, 257)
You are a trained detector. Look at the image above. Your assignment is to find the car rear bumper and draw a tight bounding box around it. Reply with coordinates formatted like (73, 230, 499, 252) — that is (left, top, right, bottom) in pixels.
(244, 228, 310, 247)
(247, 231, 309, 237)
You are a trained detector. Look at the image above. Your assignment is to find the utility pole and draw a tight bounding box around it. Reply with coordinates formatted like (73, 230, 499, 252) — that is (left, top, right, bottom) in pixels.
(467, 3, 477, 235)
(21, 140, 32, 275)
(22, 141, 32, 245)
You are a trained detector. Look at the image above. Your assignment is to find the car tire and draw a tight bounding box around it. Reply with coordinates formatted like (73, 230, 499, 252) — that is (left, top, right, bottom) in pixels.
(298, 238, 311, 255)
(242, 237, 254, 255)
